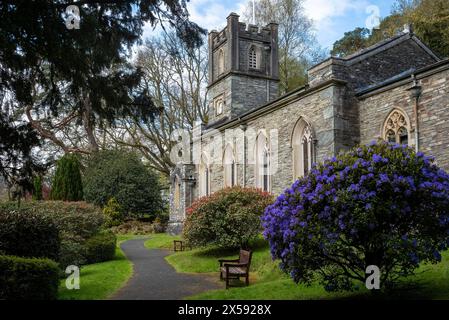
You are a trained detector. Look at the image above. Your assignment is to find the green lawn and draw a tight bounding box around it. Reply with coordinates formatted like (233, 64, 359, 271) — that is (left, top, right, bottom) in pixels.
(58, 235, 135, 300)
(144, 233, 181, 249)
(145, 233, 449, 300)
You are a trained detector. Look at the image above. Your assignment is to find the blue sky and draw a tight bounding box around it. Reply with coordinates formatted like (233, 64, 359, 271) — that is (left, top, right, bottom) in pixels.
(159, 0, 397, 53)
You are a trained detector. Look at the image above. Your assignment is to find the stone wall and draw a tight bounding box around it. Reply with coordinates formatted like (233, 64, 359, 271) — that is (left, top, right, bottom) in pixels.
(358, 65, 449, 171)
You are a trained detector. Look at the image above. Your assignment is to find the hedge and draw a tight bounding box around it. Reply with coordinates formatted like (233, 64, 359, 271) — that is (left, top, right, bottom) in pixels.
(0, 255, 60, 300)
(0, 209, 60, 260)
(84, 231, 117, 264)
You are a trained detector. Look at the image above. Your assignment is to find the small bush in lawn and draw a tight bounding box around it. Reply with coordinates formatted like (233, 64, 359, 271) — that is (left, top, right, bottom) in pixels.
(0, 209, 60, 260)
(110, 219, 154, 235)
(0, 255, 60, 300)
(262, 141, 449, 292)
(84, 230, 117, 264)
(103, 197, 124, 227)
(183, 186, 274, 249)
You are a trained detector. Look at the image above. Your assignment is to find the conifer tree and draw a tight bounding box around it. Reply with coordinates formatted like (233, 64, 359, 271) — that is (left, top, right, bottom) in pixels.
(50, 154, 83, 201)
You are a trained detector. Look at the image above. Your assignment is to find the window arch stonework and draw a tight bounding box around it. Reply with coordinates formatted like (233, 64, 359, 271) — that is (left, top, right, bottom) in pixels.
(254, 133, 270, 192)
(218, 49, 225, 75)
(199, 153, 210, 196)
(248, 45, 260, 70)
(223, 144, 237, 187)
(292, 118, 315, 179)
(382, 109, 412, 146)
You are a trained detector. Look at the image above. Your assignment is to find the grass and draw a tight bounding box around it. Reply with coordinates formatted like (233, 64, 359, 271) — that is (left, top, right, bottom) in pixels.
(144, 233, 449, 300)
(144, 233, 181, 249)
(58, 234, 135, 300)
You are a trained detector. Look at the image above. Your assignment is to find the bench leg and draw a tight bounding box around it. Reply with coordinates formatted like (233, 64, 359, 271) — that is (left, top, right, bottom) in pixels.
(225, 275, 229, 289)
(245, 275, 249, 286)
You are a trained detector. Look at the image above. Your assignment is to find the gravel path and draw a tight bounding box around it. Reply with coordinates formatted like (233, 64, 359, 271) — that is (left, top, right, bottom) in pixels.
(111, 238, 220, 300)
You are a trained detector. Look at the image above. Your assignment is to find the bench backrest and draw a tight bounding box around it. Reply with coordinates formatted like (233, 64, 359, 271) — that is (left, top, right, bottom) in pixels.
(239, 250, 252, 266)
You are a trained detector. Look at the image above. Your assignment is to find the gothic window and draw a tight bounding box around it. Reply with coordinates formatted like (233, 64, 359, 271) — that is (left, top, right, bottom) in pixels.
(199, 153, 210, 196)
(383, 110, 411, 145)
(215, 97, 224, 116)
(218, 49, 225, 75)
(255, 132, 270, 192)
(292, 118, 315, 179)
(262, 148, 270, 192)
(249, 45, 258, 69)
(223, 144, 237, 187)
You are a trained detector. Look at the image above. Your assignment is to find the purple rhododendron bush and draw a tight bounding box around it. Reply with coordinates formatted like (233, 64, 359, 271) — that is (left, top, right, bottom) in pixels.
(262, 141, 449, 291)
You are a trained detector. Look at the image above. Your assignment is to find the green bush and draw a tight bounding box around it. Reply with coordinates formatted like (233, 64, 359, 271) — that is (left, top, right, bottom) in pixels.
(0, 201, 104, 268)
(0, 255, 60, 300)
(84, 231, 117, 264)
(103, 197, 124, 226)
(50, 153, 83, 201)
(83, 150, 163, 218)
(110, 219, 154, 235)
(0, 209, 60, 260)
(183, 187, 274, 249)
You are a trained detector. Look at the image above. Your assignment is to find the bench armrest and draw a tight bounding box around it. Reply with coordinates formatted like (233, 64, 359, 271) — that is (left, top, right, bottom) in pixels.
(219, 258, 239, 266)
(224, 263, 249, 269)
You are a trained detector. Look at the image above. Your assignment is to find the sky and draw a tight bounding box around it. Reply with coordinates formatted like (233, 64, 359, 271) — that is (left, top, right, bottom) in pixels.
(142, 0, 397, 53)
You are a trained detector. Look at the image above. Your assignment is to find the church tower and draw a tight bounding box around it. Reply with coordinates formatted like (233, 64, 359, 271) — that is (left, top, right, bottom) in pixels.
(207, 13, 279, 124)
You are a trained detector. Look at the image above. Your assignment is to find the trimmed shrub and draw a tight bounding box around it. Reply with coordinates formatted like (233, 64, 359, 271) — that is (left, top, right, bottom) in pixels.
(263, 141, 449, 291)
(103, 197, 124, 227)
(0, 201, 104, 268)
(0, 255, 60, 300)
(0, 209, 60, 260)
(83, 150, 163, 218)
(183, 187, 274, 249)
(84, 231, 117, 264)
(110, 220, 154, 235)
(50, 153, 83, 201)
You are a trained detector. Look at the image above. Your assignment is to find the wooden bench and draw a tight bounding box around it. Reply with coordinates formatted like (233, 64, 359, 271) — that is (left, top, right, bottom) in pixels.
(173, 240, 190, 252)
(218, 249, 252, 289)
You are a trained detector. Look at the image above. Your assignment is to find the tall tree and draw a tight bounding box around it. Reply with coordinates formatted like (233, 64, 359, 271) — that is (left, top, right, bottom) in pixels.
(243, 0, 324, 93)
(0, 0, 205, 156)
(107, 32, 208, 175)
(331, 27, 371, 58)
(332, 0, 449, 58)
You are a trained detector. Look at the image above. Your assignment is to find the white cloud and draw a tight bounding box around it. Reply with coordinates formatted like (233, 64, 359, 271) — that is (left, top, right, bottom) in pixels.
(187, 0, 248, 31)
(303, 0, 369, 23)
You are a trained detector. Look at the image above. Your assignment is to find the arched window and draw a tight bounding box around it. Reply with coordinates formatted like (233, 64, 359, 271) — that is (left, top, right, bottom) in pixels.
(383, 109, 411, 145)
(199, 153, 210, 196)
(218, 49, 225, 75)
(292, 118, 315, 179)
(249, 45, 258, 69)
(223, 144, 237, 187)
(255, 132, 270, 192)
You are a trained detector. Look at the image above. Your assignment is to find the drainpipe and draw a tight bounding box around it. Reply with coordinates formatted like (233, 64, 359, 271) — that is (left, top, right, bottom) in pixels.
(239, 121, 247, 187)
(408, 75, 423, 153)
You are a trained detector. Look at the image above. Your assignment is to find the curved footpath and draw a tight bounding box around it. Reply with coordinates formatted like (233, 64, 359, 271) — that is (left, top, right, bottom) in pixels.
(111, 238, 219, 300)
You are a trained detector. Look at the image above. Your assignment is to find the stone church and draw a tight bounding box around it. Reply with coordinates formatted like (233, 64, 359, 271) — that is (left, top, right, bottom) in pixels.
(168, 13, 449, 233)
